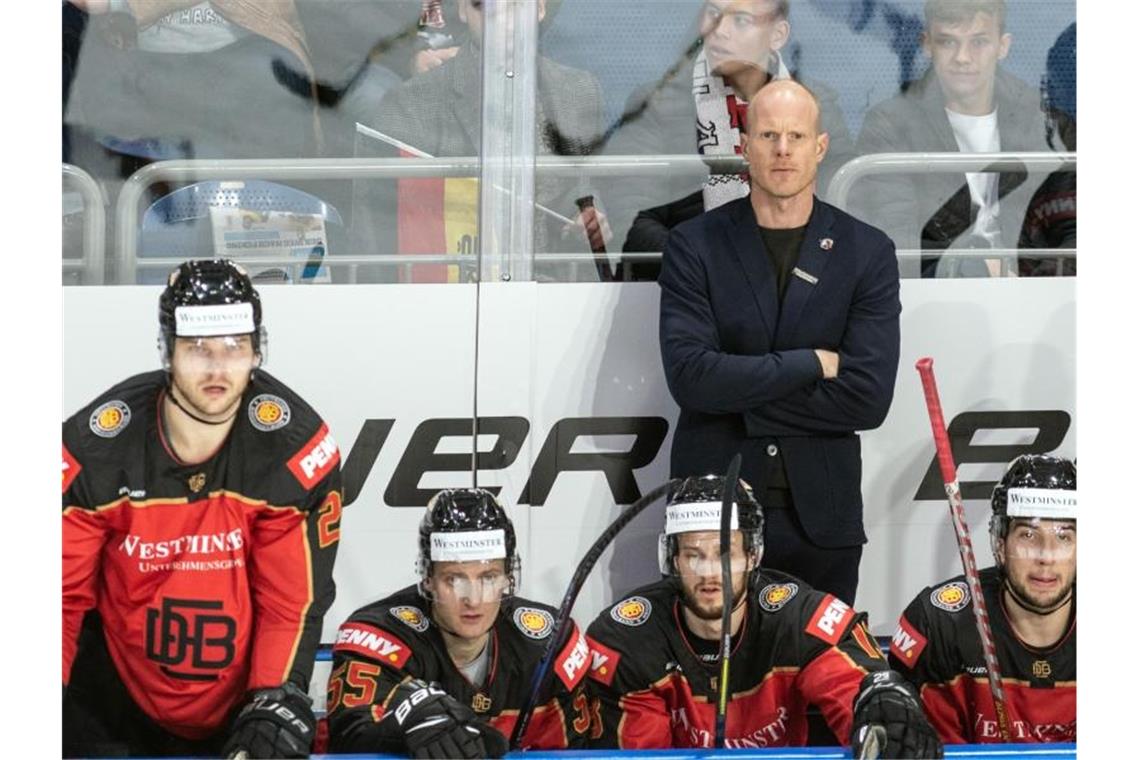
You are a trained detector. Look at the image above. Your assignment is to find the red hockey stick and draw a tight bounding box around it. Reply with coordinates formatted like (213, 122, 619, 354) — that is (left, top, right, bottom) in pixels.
(915, 357, 1010, 742)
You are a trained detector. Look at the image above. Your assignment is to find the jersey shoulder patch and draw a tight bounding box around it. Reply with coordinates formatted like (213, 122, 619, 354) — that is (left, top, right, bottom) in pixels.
(805, 593, 855, 646)
(610, 595, 652, 627)
(334, 620, 413, 669)
(512, 606, 555, 639)
(88, 399, 131, 438)
(889, 614, 928, 668)
(758, 582, 799, 612)
(930, 581, 971, 613)
(389, 605, 430, 633)
(248, 393, 292, 432)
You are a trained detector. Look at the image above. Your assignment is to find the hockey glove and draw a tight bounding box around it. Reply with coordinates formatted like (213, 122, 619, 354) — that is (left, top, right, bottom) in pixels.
(221, 682, 316, 759)
(850, 670, 943, 759)
(385, 679, 507, 759)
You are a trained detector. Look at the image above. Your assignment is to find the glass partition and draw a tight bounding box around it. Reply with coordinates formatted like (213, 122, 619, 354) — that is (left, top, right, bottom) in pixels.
(538, 0, 1075, 280)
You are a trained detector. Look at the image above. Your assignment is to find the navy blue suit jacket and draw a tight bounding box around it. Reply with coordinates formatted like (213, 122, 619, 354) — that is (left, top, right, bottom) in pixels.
(658, 196, 901, 548)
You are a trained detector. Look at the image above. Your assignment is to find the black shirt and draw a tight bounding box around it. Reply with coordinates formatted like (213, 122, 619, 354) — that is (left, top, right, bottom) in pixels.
(758, 224, 807, 303)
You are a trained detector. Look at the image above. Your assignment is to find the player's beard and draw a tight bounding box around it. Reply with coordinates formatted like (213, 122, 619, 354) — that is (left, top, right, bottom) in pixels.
(170, 371, 246, 424)
(680, 576, 748, 621)
(1004, 572, 1075, 615)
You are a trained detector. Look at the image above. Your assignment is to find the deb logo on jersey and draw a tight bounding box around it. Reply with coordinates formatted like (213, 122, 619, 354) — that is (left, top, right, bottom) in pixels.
(144, 597, 237, 681)
(287, 423, 340, 490)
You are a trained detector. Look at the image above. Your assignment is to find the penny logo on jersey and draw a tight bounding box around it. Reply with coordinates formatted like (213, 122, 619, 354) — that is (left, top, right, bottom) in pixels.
(248, 394, 291, 432)
(889, 615, 928, 666)
(62, 445, 81, 493)
(611, 596, 651, 627)
(806, 595, 854, 646)
(931, 582, 970, 612)
(90, 400, 131, 438)
(287, 422, 340, 489)
(333, 622, 412, 668)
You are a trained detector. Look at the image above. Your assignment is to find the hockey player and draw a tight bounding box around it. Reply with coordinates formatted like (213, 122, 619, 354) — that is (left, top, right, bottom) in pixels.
(585, 475, 941, 756)
(889, 454, 1076, 742)
(325, 488, 591, 758)
(63, 259, 342, 757)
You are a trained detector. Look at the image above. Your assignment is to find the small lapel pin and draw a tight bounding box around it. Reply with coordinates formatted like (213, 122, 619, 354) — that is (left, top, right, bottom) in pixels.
(819, 238, 834, 251)
(792, 267, 818, 285)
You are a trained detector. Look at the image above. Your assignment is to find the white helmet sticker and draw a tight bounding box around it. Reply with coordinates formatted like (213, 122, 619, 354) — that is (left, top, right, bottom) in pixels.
(1007, 488, 1077, 519)
(174, 303, 254, 337)
(429, 529, 507, 562)
(665, 502, 739, 535)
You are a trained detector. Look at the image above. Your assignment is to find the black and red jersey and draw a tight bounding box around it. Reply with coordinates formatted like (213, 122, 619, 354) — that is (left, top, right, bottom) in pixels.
(584, 572, 888, 749)
(326, 585, 590, 753)
(62, 370, 342, 740)
(888, 567, 1076, 743)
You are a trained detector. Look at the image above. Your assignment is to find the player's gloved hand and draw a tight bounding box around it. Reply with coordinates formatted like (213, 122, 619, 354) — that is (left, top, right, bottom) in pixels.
(850, 670, 943, 759)
(385, 679, 506, 759)
(221, 682, 316, 759)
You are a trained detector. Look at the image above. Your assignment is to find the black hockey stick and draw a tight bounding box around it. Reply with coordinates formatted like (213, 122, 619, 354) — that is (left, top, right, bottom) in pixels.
(714, 453, 742, 749)
(509, 478, 678, 749)
(916, 358, 1011, 742)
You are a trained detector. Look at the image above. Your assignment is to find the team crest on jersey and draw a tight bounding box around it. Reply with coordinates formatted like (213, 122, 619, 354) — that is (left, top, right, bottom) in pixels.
(389, 605, 429, 633)
(248, 394, 291, 432)
(611, 596, 652, 627)
(513, 607, 554, 639)
(89, 400, 130, 438)
(759, 582, 799, 612)
(931, 581, 970, 612)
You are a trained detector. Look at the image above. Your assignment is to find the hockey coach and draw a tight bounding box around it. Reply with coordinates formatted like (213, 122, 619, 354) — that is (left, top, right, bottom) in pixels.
(659, 79, 901, 604)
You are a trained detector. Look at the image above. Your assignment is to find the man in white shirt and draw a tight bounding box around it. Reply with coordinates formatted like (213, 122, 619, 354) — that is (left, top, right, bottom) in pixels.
(854, 0, 1050, 277)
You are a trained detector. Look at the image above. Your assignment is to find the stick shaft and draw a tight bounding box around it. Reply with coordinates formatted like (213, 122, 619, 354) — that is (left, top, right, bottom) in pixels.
(509, 479, 676, 749)
(714, 453, 742, 748)
(915, 357, 1010, 742)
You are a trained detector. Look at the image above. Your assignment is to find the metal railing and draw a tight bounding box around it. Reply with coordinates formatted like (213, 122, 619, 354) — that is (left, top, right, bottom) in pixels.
(113, 155, 736, 282)
(62, 164, 106, 285)
(826, 151, 1077, 210)
(92, 151, 1074, 283)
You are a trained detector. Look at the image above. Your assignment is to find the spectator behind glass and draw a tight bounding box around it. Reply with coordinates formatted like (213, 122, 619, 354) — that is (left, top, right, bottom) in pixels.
(854, 0, 1049, 278)
(352, 0, 607, 283)
(64, 0, 424, 167)
(602, 0, 855, 280)
(1017, 21, 1075, 276)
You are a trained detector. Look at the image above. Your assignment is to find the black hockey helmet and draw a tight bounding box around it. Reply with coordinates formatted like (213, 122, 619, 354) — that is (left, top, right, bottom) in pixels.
(658, 474, 764, 578)
(158, 259, 265, 366)
(990, 454, 1077, 564)
(417, 488, 521, 599)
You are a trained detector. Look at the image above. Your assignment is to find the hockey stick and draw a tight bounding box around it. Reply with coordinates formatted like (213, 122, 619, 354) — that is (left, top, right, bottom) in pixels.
(714, 453, 742, 749)
(915, 357, 1011, 742)
(509, 478, 678, 749)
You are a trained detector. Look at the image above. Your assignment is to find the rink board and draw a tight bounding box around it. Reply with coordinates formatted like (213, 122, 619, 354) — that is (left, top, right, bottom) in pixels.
(63, 278, 1075, 706)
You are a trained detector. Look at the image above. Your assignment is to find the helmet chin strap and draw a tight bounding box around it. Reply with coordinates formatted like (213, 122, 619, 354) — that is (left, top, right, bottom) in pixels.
(1002, 574, 1074, 616)
(165, 382, 240, 427)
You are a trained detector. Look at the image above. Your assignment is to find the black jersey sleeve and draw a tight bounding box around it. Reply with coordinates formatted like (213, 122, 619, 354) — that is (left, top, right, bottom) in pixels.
(325, 614, 426, 753)
(888, 585, 972, 743)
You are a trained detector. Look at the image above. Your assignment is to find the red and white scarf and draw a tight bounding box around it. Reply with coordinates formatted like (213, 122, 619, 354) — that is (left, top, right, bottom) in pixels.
(693, 47, 790, 210)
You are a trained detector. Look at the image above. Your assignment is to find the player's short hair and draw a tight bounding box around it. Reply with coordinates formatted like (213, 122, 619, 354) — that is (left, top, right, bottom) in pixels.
(924, 0, 1006, 33)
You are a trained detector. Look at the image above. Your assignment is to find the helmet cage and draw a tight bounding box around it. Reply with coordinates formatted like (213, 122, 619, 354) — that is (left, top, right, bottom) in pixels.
(415, 488, 521, 601)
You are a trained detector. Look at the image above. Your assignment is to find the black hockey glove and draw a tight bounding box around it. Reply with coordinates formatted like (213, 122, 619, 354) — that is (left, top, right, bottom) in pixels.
(850, 670, 943, 759)
(384, 679, 508, 759)
(221, 682, 316, 759)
